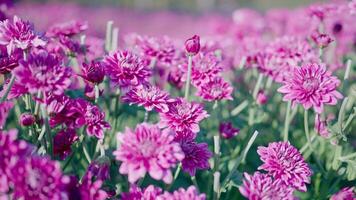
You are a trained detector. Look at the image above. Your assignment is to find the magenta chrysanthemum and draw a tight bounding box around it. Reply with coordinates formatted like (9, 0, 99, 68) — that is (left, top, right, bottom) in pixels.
(0, 101, 13, 129)
(113, 123, 184, 184)
(48, 20, 88, 37)
(10, 156, 68, 200)
(158, 186, 206, 200)
(180, 140, 212, 176)
(239, 172, 295, 200)
(122, 84, 172, 113)
(121, 185, 162, 200)
(0, 15, 46, 55)
(219, 122, 240, 139)
(14, 50, 72, 95)
(80, 60, 105, 84)
(158, 97, 209, 133)
(82, 104, 111, 139)
(278, 63, 343, 113)
(196, 76, 233, 101)
(104, 50, 151, 88)
(257, 141, 312, 191)
(330, 187, 356, 200)
(53, 128, 79, 160)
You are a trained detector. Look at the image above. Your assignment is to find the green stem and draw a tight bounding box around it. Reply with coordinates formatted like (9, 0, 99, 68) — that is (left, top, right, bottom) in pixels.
(0, 73, 15, 103)
(304, 110, 313, 152)
(213, 135, 220, 200)
(40, 104, 52, 155)
(283, 101, 292, 141)
(94, 84, 100, 104)
(231, 100, 249, 116)
(184, 56, 193, 100)
(105, 21, 114, 52)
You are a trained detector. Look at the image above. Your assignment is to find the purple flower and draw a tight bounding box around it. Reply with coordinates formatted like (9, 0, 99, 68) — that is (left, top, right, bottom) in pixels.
(0, 101, 13, 129)
(113, 123, 184, 184)
(219, 122, 240, 139)
(159, 97, 209, 133)
(48, 20, 88, 37)
(239, 172, 295, 200)
(80, 60, 105, 84)
(185, 35, 200, 56)
(314, 114, 331, 138)
(121, 185, 162, 200)
(196, 76, 233, 101)
(158, 186, 206, 200)
(14, 50, 72, 95)
(122, 84, 172, 113)
(0, 46, 21, 74)
(278, 63, 343, 113)
(53, 128, 79, 160)
(311, 30, 334, 48)
(10, 156, 68, 200)
(82, 104, 111, 139)
(180, 140, 212, 176)
(87, 156, 111, 181)
(0, 15, 46, 55)
(190, 52, 223, 86)
(257, 141, 312, 191)
(79, 173, 108, 200)
(19, 112, 36, 127)
(104, 50, 151, 88)
(330, 187, 356, 200)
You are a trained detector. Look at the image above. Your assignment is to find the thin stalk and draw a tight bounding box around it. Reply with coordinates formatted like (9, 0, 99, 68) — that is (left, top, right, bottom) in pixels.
(304, 110, 313, 152)
(191, 176, 199, 192)
(213, 135, 221, 200)
(344, 59, 352, 81)
(105, 21, 114, 52)
(252, 74, 264, 99)
(231, 100, 249, 116)
(339, 152, 356, 161)
(94, 84, 100, 103)
(0, 73, 15, 103)
(283, 101, 292, 141)
(338, 97, 349, 132)
(213, 172, 221, 200)
(144, 110, 149, 122)
(184, 56, 193, 100)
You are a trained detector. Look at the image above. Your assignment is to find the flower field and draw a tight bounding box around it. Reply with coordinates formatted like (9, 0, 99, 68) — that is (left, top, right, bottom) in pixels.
(0, 0, 356, 199)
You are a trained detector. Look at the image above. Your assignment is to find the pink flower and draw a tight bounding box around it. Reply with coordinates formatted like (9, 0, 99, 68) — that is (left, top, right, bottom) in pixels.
(314, 114, 331, 138)
(122, 84, 172, 113)
(190, 52, 223, 86)
(330, 187, 356, 200)
(79, 172, 108, 200)
(121, 185, 162, 200)
(158, 186, 206, 200)
(14, 50, 72, 95)
(104, 50, 151, 88)
(47, 20, 88, 37)
(196, 76, 233, 101)
(159, 98, 209, 133)
(0, 15, 46, 55)
(0, 101, 13, 129)
(53, 128, 79, 160)
(311, 30, 334, 48)
(239, 172, 295, 200)
(180, 140, 212, 176)
(185, 35, 200, 56)
(278, 63, 342, 113)
(257, 141, 312, 191)
(19, 112, 36, 127)
(219, 122, 239, 139)
(0, 46, 21, 74)
(80, 60, 105, 84)
(256, 90, 268, 105)
(82, 104, 111, 139)
(113, 123, 184, 184)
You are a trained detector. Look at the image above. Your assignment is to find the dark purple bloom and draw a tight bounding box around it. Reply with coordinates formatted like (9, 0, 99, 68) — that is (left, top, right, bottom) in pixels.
(185, 35, 200, 56)
(87, 156, 111, 181)
(330, 187, 356, 200)
(53, 128, 79, 160)
(219, 122, 240, 139)
(180, 140, 212, 176)
(19, 112, 36, 127)
(80, 60, 105, 84)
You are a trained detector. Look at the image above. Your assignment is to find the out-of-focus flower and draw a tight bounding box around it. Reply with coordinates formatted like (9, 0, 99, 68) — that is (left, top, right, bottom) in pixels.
(190, 52, 223, 86)
(0, 129, 31, 194)
(314, 114, 330, 138)
(0, 46, 21, 74)
(159, 97, 209, 133)
(0, 15, 46, 55)
(196, 76, 233, 101)
(239, 172, 295, 200)
(219, 122, 239, 139)
(158, 186, 206, 200)
(104, 50, 151, 88)
(0, 101, 13, 129)
(48, 20, 88, 37)
(180, 140, 212, 176)
(121, 185, 162, 200)
(113, 123, 184, 184)
(185, 35, 200, 56)
(79, 173, 108, 200)
(277, 63, 342, 113)
(19, 112, 36, 127)
(80, 60, 105, 84)
(311, 30, 334, 48)
(122, 84, 172, 113)
(0, 78, 28, 100)
(14, 50, 72, 95)
(330, 187, 356, 200)
(10, 156, 68, 200)
(257, 141, 312, 191)
(53, 128, 78, 160)
(87, 156, 111, 181)
(256, 90, 268, 105)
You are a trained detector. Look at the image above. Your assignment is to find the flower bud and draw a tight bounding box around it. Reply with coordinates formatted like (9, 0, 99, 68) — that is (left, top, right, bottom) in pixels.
(19, 113, 36, 126)
(256, 90, 268, 105)
(219, 122, 239, 139)
(185, 35, 200, 56)
(311, 31, 333, 48)
(82, 61, 105, 84)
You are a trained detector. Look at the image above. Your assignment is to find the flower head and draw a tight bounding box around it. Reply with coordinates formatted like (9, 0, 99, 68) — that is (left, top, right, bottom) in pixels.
(159, 97, 209, 133)
(121, 185, 162, 200)
(330, 187, 356, 200)
(48, 20, 88, 37)
(0, 101, 13, 129)
(14, 50, 72, 95)
(256, 90, 268, 105)
(19, 112, 36, 127)
(180, 140, 212, 176)
(82, 104, 111, 139)
(278, 63, 342, 113)
(311, 31, 334, 48)
(80, 60, 105, 84)
(239, 172, 295, 200)
(158, 186, 206, 200)
(0, 15, 46, 55)
(0, 46, 21, 74)
(104, 50, 151, 88)
(219, 122, 240, 139)
(257, 141, 312, 191)
(114, 123, 184, 184)
(79, 173, 108, 200)
(122, 84, 172, 113)
(53, 128, 79, 160)
(196, 76, 233, 101)
(185, 35, 200, 56)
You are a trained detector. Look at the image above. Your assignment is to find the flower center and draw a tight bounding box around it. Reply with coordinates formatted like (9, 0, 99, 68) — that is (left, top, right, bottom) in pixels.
(303, 77, 319, 92)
